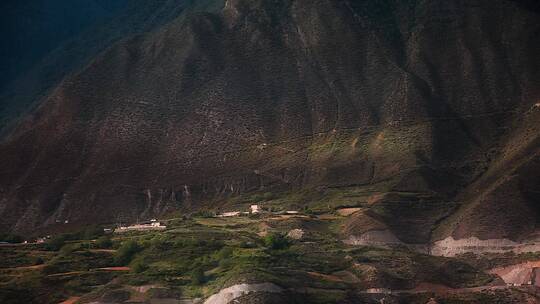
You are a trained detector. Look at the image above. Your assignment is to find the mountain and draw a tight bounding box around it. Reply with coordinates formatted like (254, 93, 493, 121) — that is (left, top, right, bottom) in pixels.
(0, 0, 125, 88)
(2, 1, 540, 303)
(0, 0, 223, 134)
(0, 0, 126, 132)
(0, 0, 539, 247)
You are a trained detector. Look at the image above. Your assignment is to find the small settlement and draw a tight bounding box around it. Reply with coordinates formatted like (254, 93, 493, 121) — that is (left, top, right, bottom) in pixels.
(216, 204, 299, 218)
(14, 205, 302, 244)
(115, 219, 166, 233)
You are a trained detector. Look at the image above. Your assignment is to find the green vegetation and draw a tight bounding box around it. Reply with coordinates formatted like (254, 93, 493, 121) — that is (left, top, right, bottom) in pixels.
(82, 225, 105, 240)
(44, 235, 68, 251)
(114, 240, 142, 266)
(0, 206, 530, 304)
(130, 258, 148, 273)
(43, 226, 107, 251)
(263, 233, 290, 250)
(192, 210, 215, 218)
(250, 192, 276, 202)
(95, 236, 113, 249)
(190, 267, 206, 285)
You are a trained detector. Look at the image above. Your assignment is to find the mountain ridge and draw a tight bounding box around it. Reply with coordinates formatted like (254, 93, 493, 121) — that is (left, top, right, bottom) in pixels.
(0, 0, 539, 246)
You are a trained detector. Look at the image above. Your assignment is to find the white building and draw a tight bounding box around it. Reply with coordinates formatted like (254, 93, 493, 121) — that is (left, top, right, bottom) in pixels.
(250, 205, 260, 214)
(364, 288, 392, 294)
(218, 211, 241, 218)
(115, 222, 166, 233)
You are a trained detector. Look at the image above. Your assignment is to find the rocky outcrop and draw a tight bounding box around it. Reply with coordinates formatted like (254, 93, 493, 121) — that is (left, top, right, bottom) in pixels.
(286, 229, 304, 240)
(204, 283, 283, 304)
(489, 261, 540, 287)
(430, 236, 540, 257)
(344, 230, 403, 247)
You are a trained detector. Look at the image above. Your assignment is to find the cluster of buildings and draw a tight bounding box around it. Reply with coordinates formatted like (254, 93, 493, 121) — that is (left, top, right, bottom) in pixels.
(216, 205, 301, 218)
(217, 205, 261, 217)
(19, 204, 303, 243)
(114, 219, 166, 233)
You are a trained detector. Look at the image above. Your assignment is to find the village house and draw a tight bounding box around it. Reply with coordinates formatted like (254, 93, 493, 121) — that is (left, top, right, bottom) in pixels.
(35, 237, 47, 244)
(115, 221, 166, 233)
(217, 211, 241, 218)
(364, 288, 392, 294)
(217, 204, 262, 217)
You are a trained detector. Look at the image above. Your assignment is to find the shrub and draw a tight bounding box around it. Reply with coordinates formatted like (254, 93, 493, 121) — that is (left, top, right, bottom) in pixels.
(263, 233, 290, 250)
(96, 236, 113, 249)
(45, 235, 68, 251)
(190, 267, 206, 285)
(193, 210, 215, 218)
(114, 240, 142, 266)
(251, 192, 275, 202)
(130, 259, 148, 273)
(215, 247, 234, 268)
(59, 244, 80, 256)
(219, 258, 233, 269)
(82, 225, 104, 240)
(216, 247, 233, 260)
(148, 236, 170, 250)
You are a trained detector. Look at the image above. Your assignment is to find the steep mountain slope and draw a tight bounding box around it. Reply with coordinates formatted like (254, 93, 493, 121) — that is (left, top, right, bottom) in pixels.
(0, 0, 539, 243)
(0, 0, 126, 88)
(0, 0, 128, 132)
(0, 0, 224, 134)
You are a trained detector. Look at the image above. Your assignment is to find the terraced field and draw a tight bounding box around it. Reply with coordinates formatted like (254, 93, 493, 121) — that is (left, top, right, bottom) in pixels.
(1, 209, 539, 303)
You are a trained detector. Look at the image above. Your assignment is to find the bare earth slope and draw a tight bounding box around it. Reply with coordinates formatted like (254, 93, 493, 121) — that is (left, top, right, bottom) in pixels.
(0, 0, 539, 241)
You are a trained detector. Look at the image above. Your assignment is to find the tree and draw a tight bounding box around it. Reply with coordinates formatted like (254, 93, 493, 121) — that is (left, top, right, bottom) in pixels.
(263, 233, 289, 250)
(44, 234, 68, 251)
(130, 259, 148, 273)
(114, 240, 142, 265)
(216, 247, 233, 260)
(191, 267, 206, 285)
(96, 236, 113, 249)
(82, 225, 104, 240)
(34, 257, 44, 265)
(59, 243, 80, 256)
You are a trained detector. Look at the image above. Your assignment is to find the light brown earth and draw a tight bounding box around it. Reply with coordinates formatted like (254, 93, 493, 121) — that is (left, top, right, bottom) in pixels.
(306, 271, 345, 283)
(58, 297, 80, 304)
(489, 260, 540, 286)
(336, 208, 362, 216)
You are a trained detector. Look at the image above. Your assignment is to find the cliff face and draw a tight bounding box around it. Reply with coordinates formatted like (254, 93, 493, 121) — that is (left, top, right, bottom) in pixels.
(0, 0, 539, 241)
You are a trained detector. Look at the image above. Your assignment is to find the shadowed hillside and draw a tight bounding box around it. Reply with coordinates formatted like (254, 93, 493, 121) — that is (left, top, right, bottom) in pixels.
(0, 0, 224, 134)
(0, 0, 539, 246)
